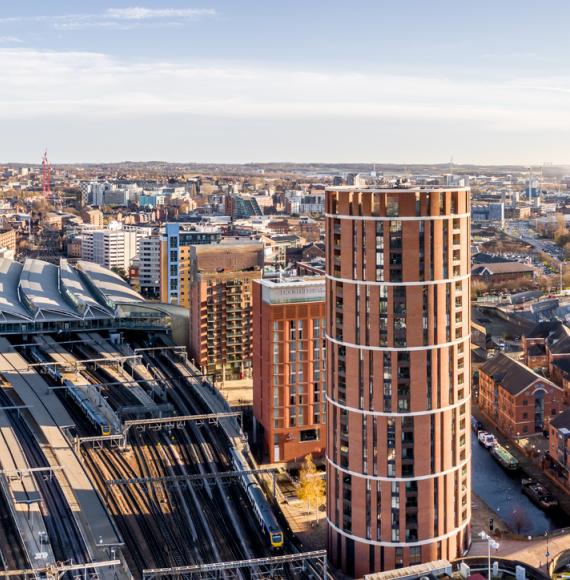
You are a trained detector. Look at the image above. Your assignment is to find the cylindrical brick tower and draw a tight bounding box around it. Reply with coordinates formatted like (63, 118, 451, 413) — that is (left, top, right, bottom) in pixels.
(325, 186, 471, 578)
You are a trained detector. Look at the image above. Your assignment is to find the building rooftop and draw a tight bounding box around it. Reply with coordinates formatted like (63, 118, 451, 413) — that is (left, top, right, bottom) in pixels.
(480, 352, 559, 395)
(472, 262, 535, 275)
(526, 320, 563, 339)
(0, 257, 144, 323)
(76, 260, 144, 309)
(257, 276, 325, 304)
(326, 185, 469, 193)
(550, 407, 570, 430)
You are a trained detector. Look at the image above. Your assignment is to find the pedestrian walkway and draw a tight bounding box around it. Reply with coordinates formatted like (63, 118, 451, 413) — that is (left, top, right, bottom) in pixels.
(278, 492, 327, 551)
(469, 531, 570, 574)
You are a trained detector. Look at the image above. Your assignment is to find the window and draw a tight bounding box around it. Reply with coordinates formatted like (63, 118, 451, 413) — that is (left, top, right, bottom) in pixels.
(300, 429, 319, 442)
(409, 547, 421, 566)
(386, 196, 399, 217)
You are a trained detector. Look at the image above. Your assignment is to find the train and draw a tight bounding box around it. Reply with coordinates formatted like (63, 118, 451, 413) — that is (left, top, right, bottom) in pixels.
(63, 381, 112, 436)
(29, 348, 111, 436)
(229, 447, 284, 549)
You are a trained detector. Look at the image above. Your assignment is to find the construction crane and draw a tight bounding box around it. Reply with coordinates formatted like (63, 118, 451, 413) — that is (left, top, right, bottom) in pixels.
(41, 149, 51, 198)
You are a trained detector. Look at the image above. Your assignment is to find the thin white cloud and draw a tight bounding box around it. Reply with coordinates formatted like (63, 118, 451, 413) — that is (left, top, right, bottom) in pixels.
(0, 7, 215, 30)
(0, 36, 22, 43)
(0, 48, 569, 134)
(105, 7, 216, 20)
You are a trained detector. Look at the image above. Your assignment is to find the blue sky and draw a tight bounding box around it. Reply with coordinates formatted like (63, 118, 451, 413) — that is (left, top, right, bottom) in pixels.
(1, 1, 570, 164)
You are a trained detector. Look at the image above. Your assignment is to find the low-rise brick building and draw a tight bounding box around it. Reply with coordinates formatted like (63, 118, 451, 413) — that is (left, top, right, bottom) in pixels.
(548, 408, 570, 486)
(472, 261, 535, 284)
(479, 352, 563, 437)
(523, 321, 570, 372)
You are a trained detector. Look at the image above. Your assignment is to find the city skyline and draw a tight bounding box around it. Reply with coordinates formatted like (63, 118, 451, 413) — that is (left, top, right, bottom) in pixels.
(2, 1, 570, 164)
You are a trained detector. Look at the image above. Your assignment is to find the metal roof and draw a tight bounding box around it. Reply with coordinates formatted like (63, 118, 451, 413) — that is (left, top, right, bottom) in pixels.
(76, 260, 143, 309)
(59, 259, 112, 318)
(0, 257, 143, 322)
(0, 259, 32, 321)
(20, 259, 81, 319)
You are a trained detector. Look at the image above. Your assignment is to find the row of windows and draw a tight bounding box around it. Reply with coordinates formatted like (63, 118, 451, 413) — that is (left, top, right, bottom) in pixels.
(330, 280, 466, 349)
(327, 190, 469, 218)
(331, 404, 468, 477)
(330, 343, 466, 413)
(332, 470, 468, 542)
(331, 217, 466, 282)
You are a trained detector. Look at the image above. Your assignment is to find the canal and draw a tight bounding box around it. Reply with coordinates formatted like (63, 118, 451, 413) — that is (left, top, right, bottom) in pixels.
(471, 433, 565, 535)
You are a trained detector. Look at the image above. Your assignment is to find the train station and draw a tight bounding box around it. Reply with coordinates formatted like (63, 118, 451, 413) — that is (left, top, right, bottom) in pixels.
(0, 256, 321, 579)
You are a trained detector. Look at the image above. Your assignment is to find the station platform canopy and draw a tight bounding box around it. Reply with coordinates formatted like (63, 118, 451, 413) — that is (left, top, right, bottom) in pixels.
(0, 257, 171, 334)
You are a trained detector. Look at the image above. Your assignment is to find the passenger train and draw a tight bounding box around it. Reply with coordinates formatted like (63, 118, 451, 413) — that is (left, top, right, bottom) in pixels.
(29, 348, 111, 436)
(63, 381, 112, 436)
(229, 447, 284, 548)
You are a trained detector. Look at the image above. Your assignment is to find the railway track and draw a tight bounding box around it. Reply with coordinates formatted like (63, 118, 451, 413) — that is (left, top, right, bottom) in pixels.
(12, 332, 318, 578)
(148, 350, 273, 555)
(82, 445, 160, 576)
(0, 481, 28, 571)
(0, 390, 92, 574)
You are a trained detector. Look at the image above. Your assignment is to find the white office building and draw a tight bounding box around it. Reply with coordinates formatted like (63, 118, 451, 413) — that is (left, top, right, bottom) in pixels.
(80, 222, 143, 273)
(138, 235, 161, 298)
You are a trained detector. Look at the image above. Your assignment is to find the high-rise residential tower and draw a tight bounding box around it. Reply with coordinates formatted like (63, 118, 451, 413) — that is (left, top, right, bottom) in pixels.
(187, 240, 264, 381)
(325, 186, 471, 577)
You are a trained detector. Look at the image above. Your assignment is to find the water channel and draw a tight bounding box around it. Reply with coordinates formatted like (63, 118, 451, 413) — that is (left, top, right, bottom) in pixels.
(471, 433, 566, 535)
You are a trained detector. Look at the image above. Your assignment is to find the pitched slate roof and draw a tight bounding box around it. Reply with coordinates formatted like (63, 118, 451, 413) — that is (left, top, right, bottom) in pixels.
(472, 262, 535, 276)
(480, 352, 559, 395)
(550, 408, 570, 430)
(526, 321, 563, 339)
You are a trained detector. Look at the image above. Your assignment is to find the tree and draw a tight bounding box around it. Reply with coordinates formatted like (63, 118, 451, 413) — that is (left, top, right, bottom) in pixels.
(554, 213, 568, 243)
(297, 454, 325, 524)
(511, 504, 531, 535)
(471, 279, 489, 297)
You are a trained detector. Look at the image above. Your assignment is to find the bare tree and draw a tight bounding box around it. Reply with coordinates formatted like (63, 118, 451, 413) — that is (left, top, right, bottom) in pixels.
(511, 504, 531, 535)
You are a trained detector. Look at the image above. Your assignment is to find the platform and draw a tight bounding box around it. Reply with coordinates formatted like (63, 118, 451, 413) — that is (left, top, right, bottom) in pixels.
(0, 408, 56, 568)
(34, 335, 122, 433)
(0, 337, 122, 556)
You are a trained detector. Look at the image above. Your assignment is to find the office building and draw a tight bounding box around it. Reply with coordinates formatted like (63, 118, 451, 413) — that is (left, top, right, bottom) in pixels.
(325, 186, 471, 576)
(139, 235, 161, 298)
(160, 223, 223, 307)
(188, 240, 264, 381)
(224, 194, 263, 219)
(252, 277, 326, 464)
(81, 227, 138, 273)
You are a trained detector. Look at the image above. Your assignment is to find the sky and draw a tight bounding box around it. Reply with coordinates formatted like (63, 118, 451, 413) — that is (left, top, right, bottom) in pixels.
(1, 1, 570, 165)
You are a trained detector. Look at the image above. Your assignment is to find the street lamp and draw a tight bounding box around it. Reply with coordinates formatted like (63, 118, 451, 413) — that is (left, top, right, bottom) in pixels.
(545, 531, 551, 574)
(479, 531, 500, 579)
